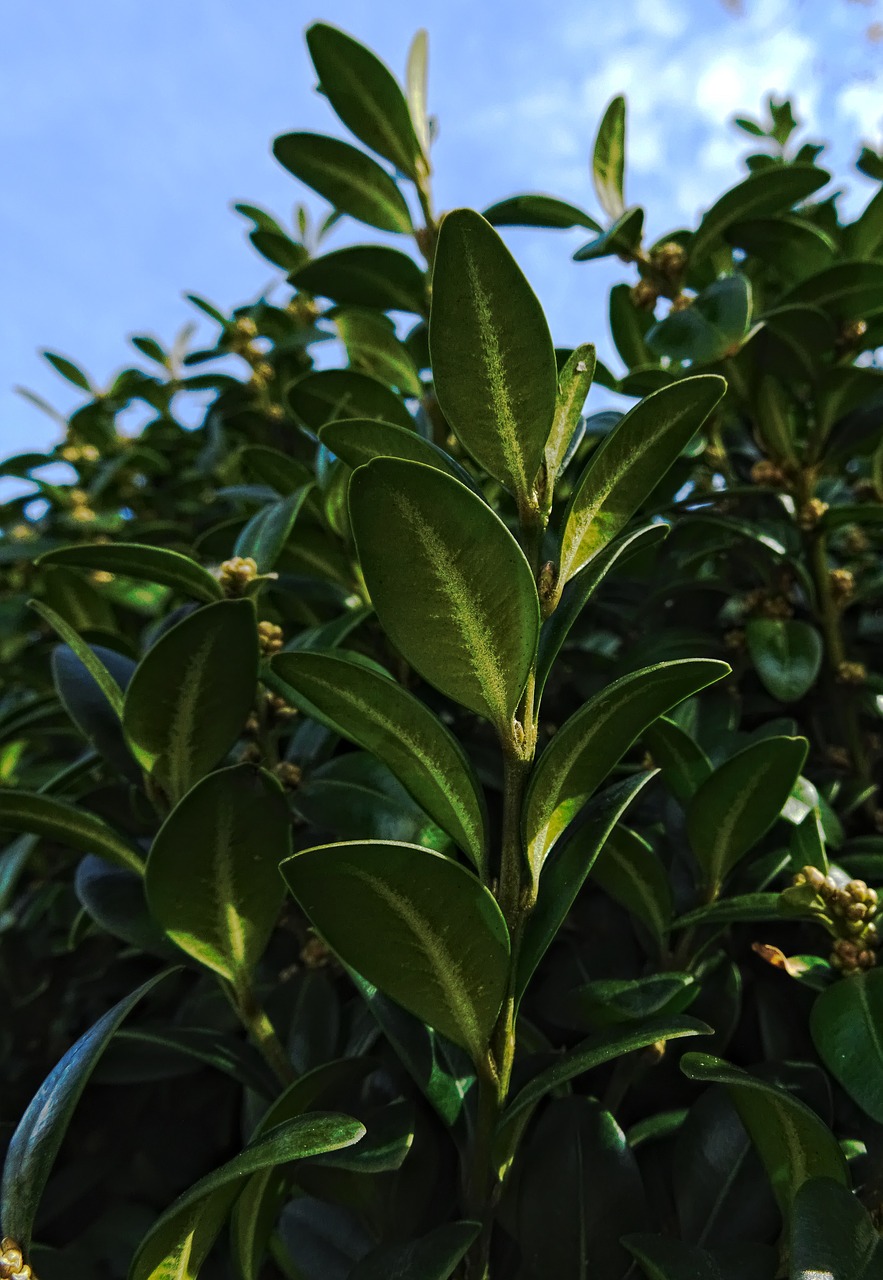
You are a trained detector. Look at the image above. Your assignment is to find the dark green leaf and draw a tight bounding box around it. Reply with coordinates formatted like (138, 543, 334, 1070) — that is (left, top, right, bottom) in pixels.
(790, 1177, 883, 1280)
(123, 599, 259, 803)
(624, 1234, 777, 1280)
(318, 418, 475, 488)
(272, 648, 487, 872)
(288, 368, 413, 432)
(281, 841, 510, 1063)
(686, 736, 809, 889)
(559, 376, 725, 585)
(543, 344, 596, 493)
(573, 206, 644, 262)
(680, 1053, 848, 1215)
(290, 244, 427, 313)
(592, 823, 674, 947)
(38, 543, 224, 603)
(429, 209, 557, 504)
(690, 165, 829, 262)
(672, 894, 782, 930)
(0, 791, 143, 875)
(746, 619, 823, 703)
(483, 194, 600, 231)
(647, 277, 752, 365)
(811, 968, 883, 1124)
(31, 598, 124, 717)
(306, 23, 425, 180)
(43, 350, 92, 391)
(350, 1222, 481, 1280)
(643, 715, 712, 807)
(145, 765, 290, 982)
(524, 659, 729, 878)
(334, 309, 423, 396)
(234, 487, 311, 573)
(0, 971, 172, 1250)
(273, 132, 413, 233)
(349, 459, 539, 732)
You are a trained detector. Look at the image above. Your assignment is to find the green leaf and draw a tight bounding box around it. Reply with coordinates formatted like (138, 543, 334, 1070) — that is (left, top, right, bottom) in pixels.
(746, 619, 823, 703)
(29, 598, 124, 717)
(234, 488, 311, 573)
(592, 823, 674, 947)
(239, 447, 313, 497)
(680, 1053, 849, 1215)
(524, 659, 729, 879)
(350, 1222, 481, 1280)
(811, 968, 883, 1125)
(686, 736, 809, 889)
(483, 194, 600, 231)
(43, 350, 92, 391)
(781, 260, 883, 321)
(288, 368, 413, 432)
(573, 206, 644, 262)
(123, 599, 259, 803)
(624, 1234, 777, 1280)
(405, 29, 431, 159)
(593, 96, 626, 219)
(558, 376, 725, 585)
(348, 459, 539, 732)
(643, 716, 712, 807)
(610, 283, 654, 369)
(518, 772, 657, 999)
(725, 217, 835, 283)
(334, 309, 423, 396)
(790, 1178, 883, 1280)
(306, 23, 424, 181)
(1, 971, 172, 1249)
(543, 344, 596, 494)
(271, 648, 487, 873)
(536, 523, 668, 698)
(689, 164, 829, 262)
(671, 894, 782, 930)
(647, 276, 752, 365)
(38, 543, 224, 603)
(273, 133, 413, 233)
(0, 790, 144, 875)
(845, 184, 883, 259)
(515, 1098, 646, 1280)
(566, 973, 695, 1030)
(429, 209, 557, 505)
(290, 245, 427, 313)
(145, 765, 290, 983)
(318, 418, 475, 488)
(129, 1113, 365, 1280)
(280, 840, 510, 1063)
(503, 1016, 710, 1127)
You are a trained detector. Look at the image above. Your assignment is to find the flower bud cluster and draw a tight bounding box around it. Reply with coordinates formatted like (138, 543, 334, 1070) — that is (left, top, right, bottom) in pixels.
(791, 865, 880, 975)
(0, 1237, 34, 1279)
(217, 556, 258, 595)
(258, 620, 284, 656)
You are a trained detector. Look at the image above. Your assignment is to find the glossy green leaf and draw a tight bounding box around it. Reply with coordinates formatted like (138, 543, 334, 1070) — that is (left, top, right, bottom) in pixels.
(566, 972, 695, 1030)
(1, 971, 172, 1249)
(593, 96, 626, 219)
(725, 216, 835, 282)
(350, 1222, 481, 1280)
(0, 790, 143, 875)
(281, 840, 510, 1063)
(643, 715, 712, 807)
(483, 194, 600, 231)
(686, 736, 809, 888)
(515, 1098, 646, 1280)
(123, 599, 259, 803)
(524, 659, 729, 878)
(234, 487, 311, 573)
(288, 368, 413, 432)
(811, 968, 883, 1124)
(680, 1053, 849, 1214)
(624, 1234, 777, 1280)
(38, 542, 224, 603)
(318, 417, 475, 487)
(558, 376, 725, 585)
(348, 459, 539, 731)
(573, 206, 644, 262)
(592, 823, 674, 947)
(746, 619, 823, 703)
(671, 894, 782, 930)
(272, 648, 487, 872)
(543, 343, 596, 494)
(273, 132, 413, 233)
(306, 23, 424, 180)
(610, 283, 654, 369)
(790, 1177, 883, 1280)
(690, 164, 829, 262)
(536, 523, 668, 697)
(129, 1112, 365, 1280)
(504, 1016, 710, 1127)
(647, 276, 752, 365)
(145, 764, 290, 983)
(518, 772, 657, 999)
(290, 245, 427, 314)
(30, 598, 124, 717)
(430, 208, 557, 504)
(334, 310, 423, 396)
(239, 446, 312, 497)
(782, 260, 883, 320)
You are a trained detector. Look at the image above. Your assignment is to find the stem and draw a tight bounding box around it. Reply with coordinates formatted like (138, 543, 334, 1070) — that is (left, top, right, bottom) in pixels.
(231, 976, 296, 1088)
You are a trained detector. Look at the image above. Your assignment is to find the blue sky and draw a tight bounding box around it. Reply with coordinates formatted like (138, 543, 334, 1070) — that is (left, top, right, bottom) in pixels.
(3, 0, 883, 457)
